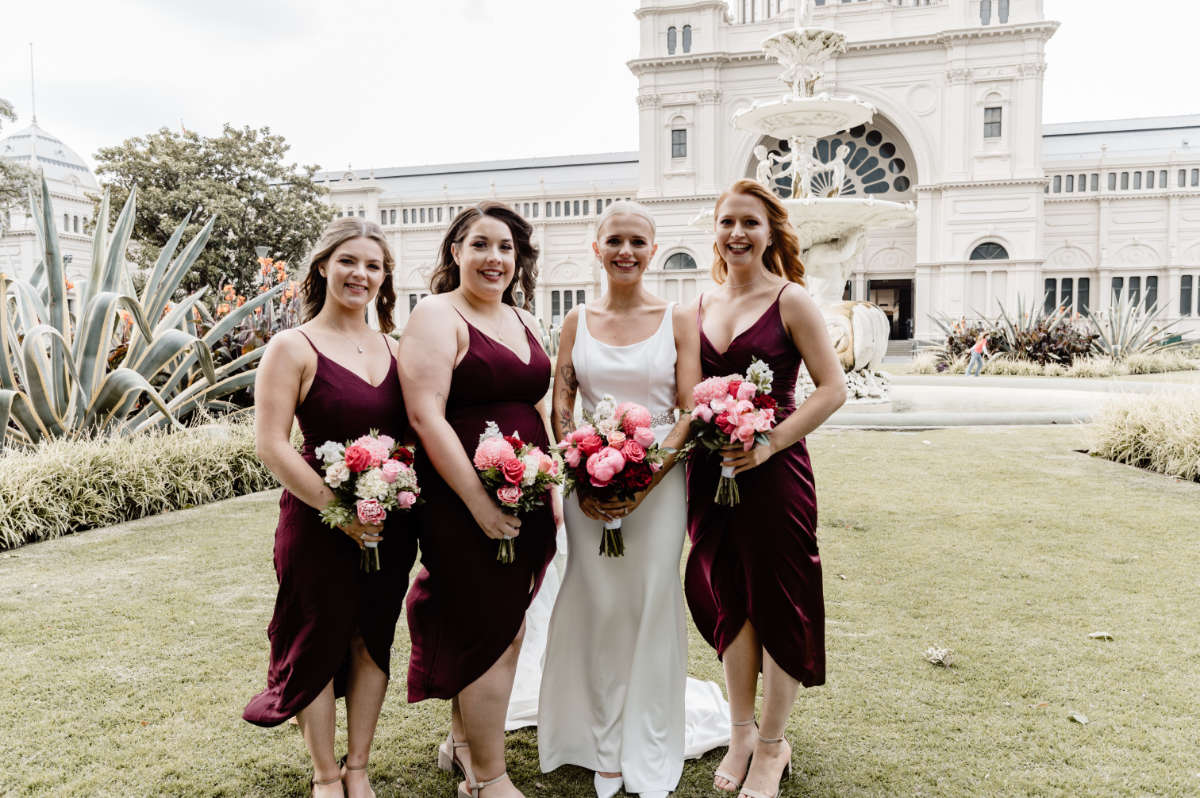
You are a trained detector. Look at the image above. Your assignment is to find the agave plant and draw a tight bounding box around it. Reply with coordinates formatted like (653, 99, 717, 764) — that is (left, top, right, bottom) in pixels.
(1088, 295, 1193, 359)
(0, 175, 282, 450)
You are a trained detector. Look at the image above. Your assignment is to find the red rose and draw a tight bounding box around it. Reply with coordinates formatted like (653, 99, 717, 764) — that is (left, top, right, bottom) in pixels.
(396, 447, 415, 466)
(501, 458, 526, 484)
(620, 439, 646, 463)
(754, 395, 777, 411)
(715, 411, 735, 435)
(344, 444, 373, 473)
(726, 379, 742, 397)
(503, 435, 524, 450)
(625, 462, 653, 490)
(577, 433, 603, 455)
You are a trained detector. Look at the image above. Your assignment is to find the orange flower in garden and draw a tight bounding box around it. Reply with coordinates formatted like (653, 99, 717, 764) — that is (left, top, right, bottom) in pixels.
(257, 256, 271, 268)
(259, 284, 269, 293)
(236, 295, 246, 307)
(65, 278, 75, 291)
(217, 303, 231, 316)
(119, 310, 132, 326)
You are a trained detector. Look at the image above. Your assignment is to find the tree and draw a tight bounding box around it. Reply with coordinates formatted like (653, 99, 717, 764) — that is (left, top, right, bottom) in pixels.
(0, 98, 34, 232)
(93, 124, 333, 295)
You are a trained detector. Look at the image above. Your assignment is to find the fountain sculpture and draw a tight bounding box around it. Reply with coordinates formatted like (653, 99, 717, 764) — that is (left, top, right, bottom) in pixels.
(732, 0, 915, 399)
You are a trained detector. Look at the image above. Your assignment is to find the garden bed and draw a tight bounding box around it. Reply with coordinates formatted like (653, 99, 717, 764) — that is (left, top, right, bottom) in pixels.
(1089, 394, 1200, 483)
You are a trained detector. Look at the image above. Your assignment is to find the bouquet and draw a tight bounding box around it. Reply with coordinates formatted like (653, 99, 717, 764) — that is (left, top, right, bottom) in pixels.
(557, 396, 668, 557)
(689, 358, 777, 506)
(472, 422, 564, 564)
(314, 431, 420, 572)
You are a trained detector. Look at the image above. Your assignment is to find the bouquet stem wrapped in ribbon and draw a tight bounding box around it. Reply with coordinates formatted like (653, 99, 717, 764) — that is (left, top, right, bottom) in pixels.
(558, 396, 668, 557)
(472, 422, 564, 564)
(314, 431, 420, 572)
(689, 358, 777, 507)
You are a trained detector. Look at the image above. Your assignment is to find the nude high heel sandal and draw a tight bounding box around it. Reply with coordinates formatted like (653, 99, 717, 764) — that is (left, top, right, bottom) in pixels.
(715, 718, 757, 791)
(737, 734, 792, 798)
(458, 771, 510, 798)
(438, 730, 472, 779)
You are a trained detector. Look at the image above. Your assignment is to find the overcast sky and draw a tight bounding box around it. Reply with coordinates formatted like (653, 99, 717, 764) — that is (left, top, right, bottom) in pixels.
(1, 1, 1196, 174)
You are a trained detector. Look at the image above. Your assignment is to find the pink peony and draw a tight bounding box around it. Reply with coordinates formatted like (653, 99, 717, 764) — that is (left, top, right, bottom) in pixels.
(754, 409, 775, 432)
(563, 446, 582, 468)
(568, 424, 596, 444)
(633, 426, 656, 448)
(576, 431, 603, 455)
(496, 484, 523, 505)
(736, 381, 758, 401)
(620, 439, 646, 463)
(356, 498, 387, 525)
(344, 444, 374, 473)
(396, 491, 417, 509)
(693, 404, 714, 423)
(501, 457, 526, 485)
(607, 430, 626, 447)
(585, 447, 626, 487)
(352, 434, 391, 467)
(379, 459, 404, 484)
(691, 377, 729, 406)
(616, 402, 652, 435)
(474, 436, 516, 470)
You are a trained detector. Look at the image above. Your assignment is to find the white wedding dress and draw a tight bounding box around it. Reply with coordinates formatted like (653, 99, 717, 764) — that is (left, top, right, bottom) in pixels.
(505, 305, 730, 795)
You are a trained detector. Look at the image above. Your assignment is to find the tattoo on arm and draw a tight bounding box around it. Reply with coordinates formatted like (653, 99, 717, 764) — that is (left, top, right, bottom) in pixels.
(560, 364, 579, 391)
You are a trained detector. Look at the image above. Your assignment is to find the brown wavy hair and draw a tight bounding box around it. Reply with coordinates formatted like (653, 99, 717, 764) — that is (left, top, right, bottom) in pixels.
(300, 217, 397, 333)
(430, 202, 538, 310)
(711, 179, 804, 286)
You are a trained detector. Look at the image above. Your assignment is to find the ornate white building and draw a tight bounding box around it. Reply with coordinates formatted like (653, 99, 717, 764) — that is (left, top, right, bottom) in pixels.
(324, 0, 1199, 340)
(0, 120, 98, 285)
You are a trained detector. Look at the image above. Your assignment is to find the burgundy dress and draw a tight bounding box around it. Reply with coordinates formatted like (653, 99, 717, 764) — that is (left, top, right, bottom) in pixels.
(684, 287, 825, 687)
(406, 310, 557, 702)
(243, 332, 415, 727)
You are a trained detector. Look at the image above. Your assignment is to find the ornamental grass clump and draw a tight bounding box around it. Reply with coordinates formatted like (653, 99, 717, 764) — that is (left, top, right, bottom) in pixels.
(1089, 394, 1200, 483)
(0, 420, 276, 549)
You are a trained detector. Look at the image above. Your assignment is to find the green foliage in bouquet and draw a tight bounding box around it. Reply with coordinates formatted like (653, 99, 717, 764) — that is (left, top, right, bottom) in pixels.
(0, 176, 283, 451)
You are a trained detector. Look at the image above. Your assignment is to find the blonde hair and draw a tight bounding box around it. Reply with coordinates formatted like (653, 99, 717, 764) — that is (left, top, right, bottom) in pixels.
(596, 200, 656, 241)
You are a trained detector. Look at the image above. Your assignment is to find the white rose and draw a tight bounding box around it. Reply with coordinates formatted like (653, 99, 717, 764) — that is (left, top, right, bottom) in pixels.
(315, 441, 345, 465)
(324, 461, 350, 488)
(521, 454, 540, 486)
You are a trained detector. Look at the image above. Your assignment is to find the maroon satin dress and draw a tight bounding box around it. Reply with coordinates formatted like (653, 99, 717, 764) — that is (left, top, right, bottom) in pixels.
(405, 309, 557, 702)
(243, 332, 415, 727)
(684, 287, 825, 687)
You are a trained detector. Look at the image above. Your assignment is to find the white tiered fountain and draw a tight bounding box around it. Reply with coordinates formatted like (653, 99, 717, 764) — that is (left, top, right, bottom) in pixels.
(733, 0, 915, 399)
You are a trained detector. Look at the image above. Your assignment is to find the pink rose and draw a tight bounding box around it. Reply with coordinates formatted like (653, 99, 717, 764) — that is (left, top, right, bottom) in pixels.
(396, 491, 417, 509)
(633, 427, 656, 448)
(380, 459, 404, 484)
(735, 423, 757, 449)
(754, 409, 775, 432)
(607, 430, 626, 447)
(563, 446, 581, 468)
(726, 378, 743, 397)
(736, 381, 758, 401)
(496, 484, 523, 505)
(616, 402, 652, 435)
(620, 439, 646, 463)
(538, 452, 556, 474)
(586, 447, 626, 487)
(352, 434, 391, 467)
(344, 445, 373, 473)
(693, 404, 714, 423)
(356, 498, 387, 525)
(501, 458, 526, 484)
(577, 432, 603, 455)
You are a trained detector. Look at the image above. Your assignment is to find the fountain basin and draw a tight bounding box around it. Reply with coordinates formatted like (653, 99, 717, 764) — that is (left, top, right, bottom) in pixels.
(783, 197, 915, 252)
(732, 96, 875, 140)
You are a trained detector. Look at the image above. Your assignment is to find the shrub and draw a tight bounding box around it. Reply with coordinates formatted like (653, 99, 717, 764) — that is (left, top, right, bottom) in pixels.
(1090, 296, 1193, 359)
(1089, 394, 1200, 482)
(0, 420, 277, 549)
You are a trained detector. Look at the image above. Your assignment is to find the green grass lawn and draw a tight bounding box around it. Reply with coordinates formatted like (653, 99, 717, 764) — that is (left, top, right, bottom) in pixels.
(3, 426, 1199, 797)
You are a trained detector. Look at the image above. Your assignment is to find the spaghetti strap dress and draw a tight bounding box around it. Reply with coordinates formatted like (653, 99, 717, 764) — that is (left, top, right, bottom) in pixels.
(405, 309, 557, 702)
(683, 287, 826, 687)
(244, 331, 415, 727)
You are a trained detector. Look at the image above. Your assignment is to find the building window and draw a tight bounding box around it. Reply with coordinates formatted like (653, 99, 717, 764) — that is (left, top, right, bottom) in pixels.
(1108, 173, 1117, 191)
(419, 208, 426, 223)
(1111, 276, 1123, 305)
(1090, 173, 1099, 192)
(1145, 275, 1158, 310)
(1180, 169, 1188, 188)
(998, 0, 1009, 23)
(583, 200, 589, 215)
(664, 252, 697, 270)
(1052, 175, 1062, 193)
(574, 200, 580, 216)
(390, 209, 396, 225)
(983, 107, 1002, 138)
(667, 26, 677, 54)
(1134, 171, 1142, 190)
(980, 0, 992, 25)
(1121, 172, 1130, 190)
(380, 210, 387, 225)
(555, 201, 562, 216)
(358, 209, 365, 218)
(1043, 278, 1057, 315)
(1159, 169, 1167, 188)
(969, 242, 1009, 261)
(1128, 276, 1141, 307)
(682, 25, 692, 53)
(671, 128, 687, 158)
(403, 209, 409, 223)
(1146, 170, 1155, 189)
(1192, 168, 1199, 186)
(531, 203, 539, 218)
(1182, 275, 1194, 316)
(1065, 174, 1074, 192)
(63, 213, 69, 230)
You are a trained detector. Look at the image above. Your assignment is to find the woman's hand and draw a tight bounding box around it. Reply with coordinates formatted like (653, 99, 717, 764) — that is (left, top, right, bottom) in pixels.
(579, 493, 645, 522)
(338, 518, 384, 550)
(471, 501, 523, 541)
(721, 436, 776, 476)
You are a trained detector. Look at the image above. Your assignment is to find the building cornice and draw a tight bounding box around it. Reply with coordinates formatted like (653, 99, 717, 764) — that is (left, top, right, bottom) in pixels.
(916, 177, 1049, 192)
(633, 0, 728, 19)
(1046, 190, 1200, 203)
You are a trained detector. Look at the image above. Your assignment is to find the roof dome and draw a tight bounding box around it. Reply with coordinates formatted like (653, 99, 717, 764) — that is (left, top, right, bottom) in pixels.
(0, 121, 99, 195)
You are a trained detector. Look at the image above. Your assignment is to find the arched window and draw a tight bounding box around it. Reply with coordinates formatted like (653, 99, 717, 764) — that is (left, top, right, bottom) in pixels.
(970, 242, 1009, 261)
(682, 25, 692, 53)
(664, 252, 697, 270)
(667, 26, 677, 55)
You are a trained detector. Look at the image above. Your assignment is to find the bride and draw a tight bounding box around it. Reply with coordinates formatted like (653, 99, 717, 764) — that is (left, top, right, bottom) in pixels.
(523, 201, 729, 797)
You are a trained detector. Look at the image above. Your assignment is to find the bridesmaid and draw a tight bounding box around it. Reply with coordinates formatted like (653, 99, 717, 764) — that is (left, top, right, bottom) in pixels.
(683, 180, 846, 798)
(244, 217, 412, 798)
(537, 201, 700, 798)
(399, 202, 558, 798)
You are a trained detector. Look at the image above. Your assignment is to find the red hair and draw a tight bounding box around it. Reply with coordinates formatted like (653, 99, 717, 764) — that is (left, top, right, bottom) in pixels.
(711, 179, 804, 286)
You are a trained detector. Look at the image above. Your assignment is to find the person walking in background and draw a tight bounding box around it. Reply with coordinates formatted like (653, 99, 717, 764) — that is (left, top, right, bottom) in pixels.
(967, 332, 989, 376)
(244, 218, 412, 798)
(683, 179, 846, 798)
